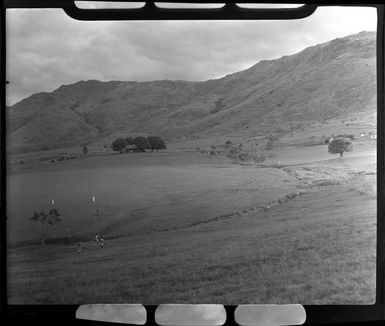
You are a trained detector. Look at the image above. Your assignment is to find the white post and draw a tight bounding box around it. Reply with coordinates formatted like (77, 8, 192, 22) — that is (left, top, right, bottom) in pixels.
(92, 196, 98, 215)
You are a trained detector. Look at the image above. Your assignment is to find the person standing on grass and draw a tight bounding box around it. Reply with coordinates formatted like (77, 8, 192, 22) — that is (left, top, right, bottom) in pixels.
(99, 235, 105, 248)
(95, 233, 100, 244)
(77, 242, 82, 254)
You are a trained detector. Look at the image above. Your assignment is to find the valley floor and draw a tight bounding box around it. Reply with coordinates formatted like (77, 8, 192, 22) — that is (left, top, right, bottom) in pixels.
(6, 143, 377, 304)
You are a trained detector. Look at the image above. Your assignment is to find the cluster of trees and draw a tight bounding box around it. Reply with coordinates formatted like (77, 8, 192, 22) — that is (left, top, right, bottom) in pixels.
(224, 140, 268, 164)
(112, 136, 167, 153)
(230, 151, 267, 164)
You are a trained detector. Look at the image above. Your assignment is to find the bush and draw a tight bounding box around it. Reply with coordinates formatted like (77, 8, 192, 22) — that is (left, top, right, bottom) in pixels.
(229, 147, 240, 155)
(225, 140, 233, 149)
(253, 152, 267, 164)
(238, 152, 251, 161)
(227, 147, 240, 159)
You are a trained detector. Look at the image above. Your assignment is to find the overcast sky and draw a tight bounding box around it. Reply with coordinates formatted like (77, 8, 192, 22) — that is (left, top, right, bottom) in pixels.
(6, 5, 377, 105)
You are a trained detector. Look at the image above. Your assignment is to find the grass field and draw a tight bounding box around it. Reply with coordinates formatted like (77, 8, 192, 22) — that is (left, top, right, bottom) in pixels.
(6, 141, 377, 304)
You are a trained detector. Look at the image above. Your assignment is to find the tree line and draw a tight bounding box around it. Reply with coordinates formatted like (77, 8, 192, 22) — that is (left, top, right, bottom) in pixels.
(112, 136, 167, 153)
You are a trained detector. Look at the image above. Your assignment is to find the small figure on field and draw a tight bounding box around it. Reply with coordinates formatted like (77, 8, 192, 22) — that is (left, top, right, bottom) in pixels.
(98, 236, 105, 248)
(262, 205, 270, 212)
(95, 233, 105, 247)
(77, 242, 82, 254)
(328, 137, 353, 157)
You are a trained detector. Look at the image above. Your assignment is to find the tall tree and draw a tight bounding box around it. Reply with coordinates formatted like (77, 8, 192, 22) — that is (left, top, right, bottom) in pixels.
(112, 138, 126, 153)
(328, 137, 353, 157)
(30, 208, 61, 245)
(147, 136, 167, 152)
(125, 137, 134, 145)
(134, 136, 150, 152)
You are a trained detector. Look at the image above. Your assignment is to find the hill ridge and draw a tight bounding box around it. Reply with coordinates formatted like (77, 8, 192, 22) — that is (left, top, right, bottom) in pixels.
(7, 31, 376, 153)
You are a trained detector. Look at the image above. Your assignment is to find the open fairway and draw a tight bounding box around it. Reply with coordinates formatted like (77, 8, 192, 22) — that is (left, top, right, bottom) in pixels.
(7, 151, 300, 245)
(6, 142, 377, 304)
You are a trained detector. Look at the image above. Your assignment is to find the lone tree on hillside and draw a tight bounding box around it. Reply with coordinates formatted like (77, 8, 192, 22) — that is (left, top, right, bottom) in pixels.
(147, 136, 167, 152)
(328, 137, 353, 157)
(112, 138, 126, 153)
(30, 208, 61, 245)
(134, 136, 150, 152)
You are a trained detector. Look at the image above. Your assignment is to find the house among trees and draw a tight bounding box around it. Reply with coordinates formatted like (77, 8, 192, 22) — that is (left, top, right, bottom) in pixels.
(125, 144, 138, 153)
(358, 132, 377, 140)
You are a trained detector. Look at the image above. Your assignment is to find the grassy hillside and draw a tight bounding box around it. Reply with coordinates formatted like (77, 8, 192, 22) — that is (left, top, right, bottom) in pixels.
(7, 154, 376, 304)
(6, 31, 376, 153)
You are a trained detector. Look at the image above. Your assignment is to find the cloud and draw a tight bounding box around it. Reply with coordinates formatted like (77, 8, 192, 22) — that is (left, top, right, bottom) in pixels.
(6, 6, 376, 105)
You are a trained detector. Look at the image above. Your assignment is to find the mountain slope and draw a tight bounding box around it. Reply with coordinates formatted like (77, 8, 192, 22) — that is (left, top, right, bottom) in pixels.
(6, 31, 376, 153)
